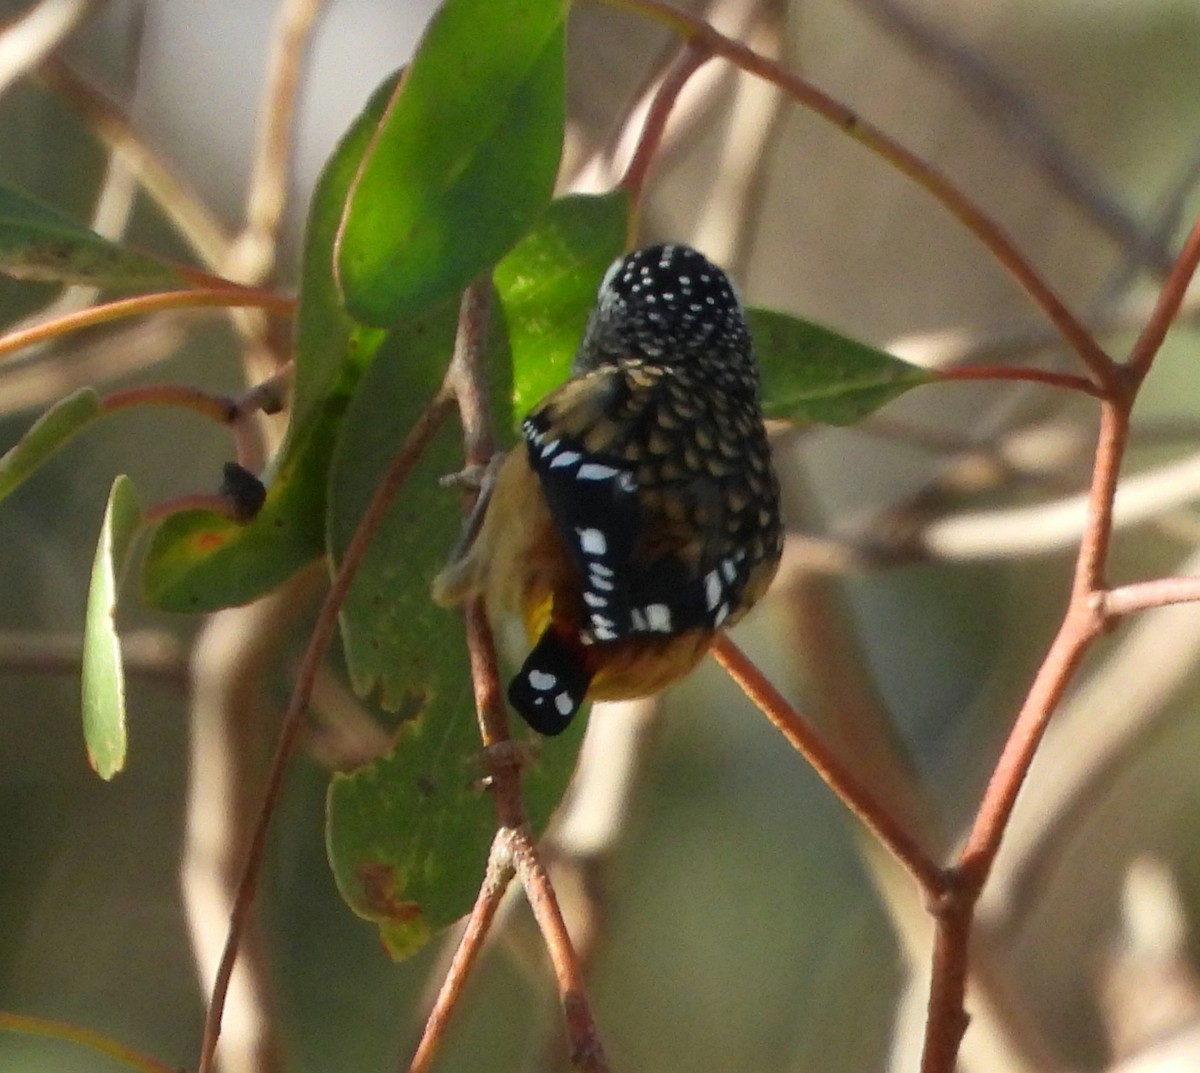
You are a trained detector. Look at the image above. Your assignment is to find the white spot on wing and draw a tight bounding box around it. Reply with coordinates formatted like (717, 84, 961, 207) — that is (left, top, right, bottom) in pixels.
(705, 570, 722, 611)
(577, 462, 621, 481)
(578, 528, 607, 556)
(549, 450, 581, 469)
(555, 692, 575, 716)
(528, 669, 557, 691)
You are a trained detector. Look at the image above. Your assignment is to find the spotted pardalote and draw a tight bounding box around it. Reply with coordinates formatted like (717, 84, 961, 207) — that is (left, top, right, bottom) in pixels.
(433, 243, 783, 735)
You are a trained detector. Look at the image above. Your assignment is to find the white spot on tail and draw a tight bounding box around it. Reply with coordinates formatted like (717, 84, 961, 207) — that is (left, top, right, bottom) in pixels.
(645, 604, 672, 632)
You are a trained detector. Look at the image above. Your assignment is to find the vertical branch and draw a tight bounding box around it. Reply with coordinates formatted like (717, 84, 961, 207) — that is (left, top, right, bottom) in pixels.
(195, 388, 455, 1073)
(920, 210, 1200, 1072)
(436, 278, 611, 1070)
(512, 838, 611, 1073)
(407, 833, 517, 1073)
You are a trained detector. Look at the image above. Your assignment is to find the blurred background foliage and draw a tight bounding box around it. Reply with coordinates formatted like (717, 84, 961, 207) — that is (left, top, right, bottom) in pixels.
(2, 1, 1200, 1072)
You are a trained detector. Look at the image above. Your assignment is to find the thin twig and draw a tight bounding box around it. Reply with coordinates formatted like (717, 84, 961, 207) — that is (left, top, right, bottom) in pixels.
(936, 364, 1102, 397)
(37, 59, 234, 270)
(407, 832, 517, 1073)
(0, 1009, 178, 1073)
(512, 835, 611, 1073)
(1126, 213, 1200, 380)
(848, 0, 1173, 276)
(0, 0, 99, 97)
(620, 40, 712, 239)
(1101, 577, 1200, 619)
(195, 387, 456, 1073)
(432, 280, 612, 1070)
(592, 0, 1119, 392)
(227, 0, 330, 286)
(0, 287, 295, 361)
(101, 383, 239, 424)
(710, 634, 945, 898)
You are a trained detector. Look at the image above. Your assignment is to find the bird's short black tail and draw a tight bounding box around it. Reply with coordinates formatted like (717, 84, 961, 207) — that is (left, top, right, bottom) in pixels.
(508, 629, 591, 736)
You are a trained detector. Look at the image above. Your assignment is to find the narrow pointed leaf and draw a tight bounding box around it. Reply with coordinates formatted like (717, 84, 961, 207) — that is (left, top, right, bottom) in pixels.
(82, 475, 142, 779)
(0, 387, 102, 505)
(0, 184, 182, 288)
(336, 0, 566, 324)
(749, 308, 933, 425)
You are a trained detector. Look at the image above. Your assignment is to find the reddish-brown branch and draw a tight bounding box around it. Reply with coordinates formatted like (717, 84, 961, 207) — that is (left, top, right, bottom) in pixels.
(407, 833, 517, 1073)
(195, 387, 455, 1073)
(0, 287, 294, 361)
(101, 383, 239, 424)
(1102, 576, 1200, 618)
(1127, 211, 1200, 380)
(512, 836, 611, 1073)
(592, 0, 1118, 391)
(935, 364, 1103, 398)
(917, 399, 1130, 1070)
(620, 40, 712, 240)
(431, 280, 611, 1070)
(711, 635, 945, 898)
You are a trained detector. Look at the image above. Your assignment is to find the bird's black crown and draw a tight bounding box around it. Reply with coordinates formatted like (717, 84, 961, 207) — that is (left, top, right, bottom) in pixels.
(573, 244, 753, 380)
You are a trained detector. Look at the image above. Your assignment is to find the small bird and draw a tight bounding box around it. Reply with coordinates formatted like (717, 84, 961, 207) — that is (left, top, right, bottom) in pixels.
(433, 243, 782, 736)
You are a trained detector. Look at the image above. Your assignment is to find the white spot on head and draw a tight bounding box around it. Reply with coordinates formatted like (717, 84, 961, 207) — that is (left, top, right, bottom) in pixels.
(578, 528, 607, 556)
(528, 669, 557, 691)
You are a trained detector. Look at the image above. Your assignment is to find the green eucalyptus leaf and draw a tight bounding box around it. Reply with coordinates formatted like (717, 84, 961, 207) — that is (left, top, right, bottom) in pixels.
(749, 308, 932, 425)
(82, 475, 142, 780)
(0, 184, 182, 288)
(0, 387, 102, 505)
(336, 0, 567, 324)
(494, 192, 628, 422)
